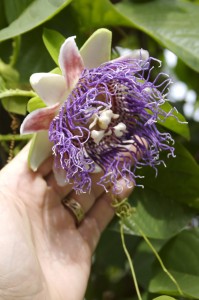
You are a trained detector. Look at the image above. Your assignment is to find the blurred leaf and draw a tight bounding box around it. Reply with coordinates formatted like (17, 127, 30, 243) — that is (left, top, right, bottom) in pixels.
(138, 142, 199, 209)
(174, 58, 199, 94)
(50, 67, 62, 75)
(15, 27, 55, 82)
(159, 102, 190, 140)
(0, 0, 72, 42)
(0, 60, 19, 86)
(3, 0, 33, 24)
(94, 230, 138, 271)
(0, 1, 7, 29)
(71, 0, 129, 30)
(116, 0, 199, 72)
(153, 296, 177, 300)
(149, 229, 199, 298)
(86, 229, 140, 299)
(134, 240, 165, 289)
(27, 96, 46, 112)
(1, 96, 28, 115)
(42, 28, 65, 65)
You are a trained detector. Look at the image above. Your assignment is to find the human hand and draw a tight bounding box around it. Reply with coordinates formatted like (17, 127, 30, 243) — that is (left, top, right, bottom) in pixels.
(0, 144, 133, 300)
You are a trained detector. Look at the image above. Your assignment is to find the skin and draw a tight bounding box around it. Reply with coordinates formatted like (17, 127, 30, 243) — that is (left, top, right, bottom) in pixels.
(0, 144, 133, 300)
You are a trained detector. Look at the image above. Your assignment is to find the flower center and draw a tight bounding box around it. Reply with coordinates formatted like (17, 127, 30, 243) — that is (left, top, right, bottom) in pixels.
(89, 108, 127, 144)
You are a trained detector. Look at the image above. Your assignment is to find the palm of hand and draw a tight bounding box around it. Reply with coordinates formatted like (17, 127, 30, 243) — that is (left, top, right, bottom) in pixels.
(0, 145, 132, 300)
(0, 146, 102, 300)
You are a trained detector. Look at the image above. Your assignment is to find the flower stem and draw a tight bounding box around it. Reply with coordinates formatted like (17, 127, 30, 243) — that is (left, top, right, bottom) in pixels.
(120, 222, 142, 300)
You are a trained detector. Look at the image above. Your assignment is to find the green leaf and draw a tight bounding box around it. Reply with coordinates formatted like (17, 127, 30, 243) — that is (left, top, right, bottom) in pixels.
(150, 270, 199, 298)
(138, 143, 199, 209)
(112, 144, 199, 239)
(116, 0, 199, 72)
(149, 229, 199, 298)
(0, 0, 72, 42)
(158, 102, 190, 140)
(121, 188, 194, 239)
(71, 0, 199, 72)
(159, 229, 199, 276)
(27, 96, 46, 112)
(42, 28, 65, 65)
(1, 96, 28, 115)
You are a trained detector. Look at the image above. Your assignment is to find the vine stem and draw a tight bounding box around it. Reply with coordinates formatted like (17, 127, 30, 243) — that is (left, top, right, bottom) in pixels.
(0, 89, 36, 99)
(9, 36, 21, 67)
(0, 134, 32, 141)
(120, 222, 142, 300)
(138, 228, 184, 296)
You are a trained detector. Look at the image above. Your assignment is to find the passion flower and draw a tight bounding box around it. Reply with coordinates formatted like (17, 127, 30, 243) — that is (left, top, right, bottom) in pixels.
(21, 28, 175, 194)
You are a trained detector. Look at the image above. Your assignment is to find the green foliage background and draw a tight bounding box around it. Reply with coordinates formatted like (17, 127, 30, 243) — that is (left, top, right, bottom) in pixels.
(0, 0, 199, 299)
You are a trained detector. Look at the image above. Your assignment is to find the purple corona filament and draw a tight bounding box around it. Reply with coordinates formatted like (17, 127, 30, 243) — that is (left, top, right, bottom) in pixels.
(49, 57, 175, 194)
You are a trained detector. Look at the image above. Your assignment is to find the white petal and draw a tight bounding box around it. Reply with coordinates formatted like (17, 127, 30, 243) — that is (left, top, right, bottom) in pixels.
(113, 49, 149, 62)
(80, 28, 112, 69)
(58, 36, 84, 90)
(28, 131, 52, 171)
(20, 103, 59, 134)
(131, 49, 149, 61)
(30, 73, 69, 106)
(53, 165, 67, 186)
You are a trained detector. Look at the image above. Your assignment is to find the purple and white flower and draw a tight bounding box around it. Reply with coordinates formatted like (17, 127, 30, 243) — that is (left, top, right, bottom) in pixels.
(21, 28, 175, 194)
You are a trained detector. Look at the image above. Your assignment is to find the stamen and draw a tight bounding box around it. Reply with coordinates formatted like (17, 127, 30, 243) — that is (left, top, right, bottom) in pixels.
(113, 122, 127, 137)
(91, 129, 105, 144)
(98, 109, 119, 129)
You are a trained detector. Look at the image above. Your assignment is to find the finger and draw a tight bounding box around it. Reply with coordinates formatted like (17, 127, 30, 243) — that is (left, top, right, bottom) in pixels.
(45, 165, 73, 195)
(44, 171, 107, 229)
(79, 177, 134, 253)
(65, 171, 106, 216)
(46, 167, 107, 202)
(37, 156, 53, 177)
